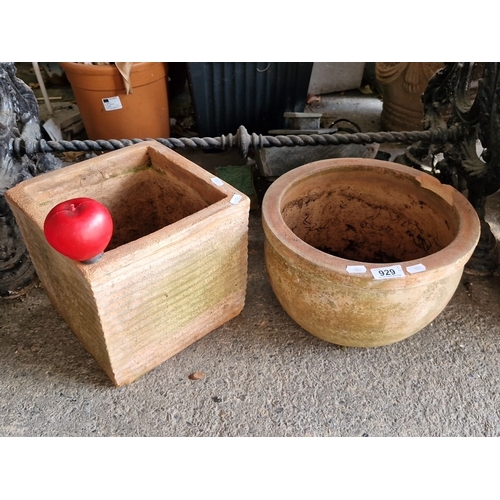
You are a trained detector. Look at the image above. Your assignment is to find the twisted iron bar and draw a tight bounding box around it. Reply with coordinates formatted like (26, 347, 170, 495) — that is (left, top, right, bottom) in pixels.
(9, 124, 464, 158)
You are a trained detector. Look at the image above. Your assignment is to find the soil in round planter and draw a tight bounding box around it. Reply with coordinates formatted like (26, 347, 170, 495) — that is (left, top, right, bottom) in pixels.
(281, 171, 457, 265)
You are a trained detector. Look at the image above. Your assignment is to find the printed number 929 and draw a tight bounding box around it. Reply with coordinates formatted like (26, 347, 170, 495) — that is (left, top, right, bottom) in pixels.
(378, 269, 396, 277)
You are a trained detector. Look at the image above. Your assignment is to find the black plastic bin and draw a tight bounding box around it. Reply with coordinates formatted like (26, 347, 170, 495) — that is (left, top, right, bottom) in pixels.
(186, 62, 313, 137)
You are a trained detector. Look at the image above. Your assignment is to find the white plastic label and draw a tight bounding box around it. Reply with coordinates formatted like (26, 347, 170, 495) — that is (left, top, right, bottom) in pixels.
(406, 263, 426, 274)
(102, 96, 123, 111)
(370, 265, 405, 280)
(230, 194, 243, 205)
(346, 265, 367, 274)
(42, 118, 63, 141)
(211, 177, 224, 186)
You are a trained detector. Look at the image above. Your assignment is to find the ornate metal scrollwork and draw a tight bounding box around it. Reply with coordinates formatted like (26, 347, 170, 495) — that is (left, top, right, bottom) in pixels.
(395, 62, 500, 275)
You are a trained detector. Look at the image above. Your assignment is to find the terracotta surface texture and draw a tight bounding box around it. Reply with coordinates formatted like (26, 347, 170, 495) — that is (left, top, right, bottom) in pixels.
(59, 62, 170, 140)
(262, 158, 480, 347)
(5, 141, 250, 385)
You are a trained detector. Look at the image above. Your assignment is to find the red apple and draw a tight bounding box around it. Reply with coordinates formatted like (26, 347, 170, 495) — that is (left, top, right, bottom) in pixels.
(43, 197, 113, 262)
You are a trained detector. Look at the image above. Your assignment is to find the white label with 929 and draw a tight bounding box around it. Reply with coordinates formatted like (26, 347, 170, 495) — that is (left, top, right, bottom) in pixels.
(371, 265, 405, 280)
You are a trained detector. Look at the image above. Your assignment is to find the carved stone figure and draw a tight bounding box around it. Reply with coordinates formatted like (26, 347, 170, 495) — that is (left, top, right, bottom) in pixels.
(376, 62, 445, 131)
(0, 62, 61, 297)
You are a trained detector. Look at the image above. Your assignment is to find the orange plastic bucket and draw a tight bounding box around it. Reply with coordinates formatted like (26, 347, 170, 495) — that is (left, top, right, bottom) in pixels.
(60, 62, 170, 140)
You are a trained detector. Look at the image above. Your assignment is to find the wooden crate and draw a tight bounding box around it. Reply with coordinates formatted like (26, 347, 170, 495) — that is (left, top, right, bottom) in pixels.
(5, 141, 250, 386)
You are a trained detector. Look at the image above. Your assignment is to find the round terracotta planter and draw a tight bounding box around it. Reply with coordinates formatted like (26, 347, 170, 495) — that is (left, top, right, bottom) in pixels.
(60, 62, 170, 140)
(262, 158, 480, 347)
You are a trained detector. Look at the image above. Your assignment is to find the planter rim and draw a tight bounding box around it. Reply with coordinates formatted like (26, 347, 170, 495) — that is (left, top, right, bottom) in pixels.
(262, 158, 480, 287)
(59, 61, 164, 75)
(7, 141, 250, 281)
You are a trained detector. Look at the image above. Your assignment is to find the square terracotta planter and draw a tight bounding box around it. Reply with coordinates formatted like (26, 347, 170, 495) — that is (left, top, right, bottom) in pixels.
(5, 141, 250, 386)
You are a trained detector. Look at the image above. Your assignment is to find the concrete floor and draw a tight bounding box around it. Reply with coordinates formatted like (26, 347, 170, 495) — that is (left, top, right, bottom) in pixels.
(2, 64, 500, 438)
